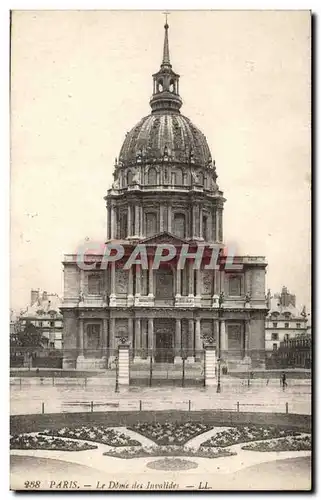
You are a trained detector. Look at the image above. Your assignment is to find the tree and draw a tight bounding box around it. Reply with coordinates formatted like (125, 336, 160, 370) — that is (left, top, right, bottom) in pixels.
(10, 321, 47, 354)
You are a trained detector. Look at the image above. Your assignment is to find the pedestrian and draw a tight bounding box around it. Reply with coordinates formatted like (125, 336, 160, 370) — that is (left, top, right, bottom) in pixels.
(266, 378, 269, 386)
(282, 372, 287, 390)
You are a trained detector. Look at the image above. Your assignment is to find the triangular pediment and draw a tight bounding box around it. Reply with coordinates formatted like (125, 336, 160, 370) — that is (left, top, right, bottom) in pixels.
(139, 231, 188, 245)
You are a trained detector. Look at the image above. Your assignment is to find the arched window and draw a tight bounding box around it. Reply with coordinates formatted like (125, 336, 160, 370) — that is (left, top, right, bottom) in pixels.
(173, 213, 186, 239)
(146, 213, 157, 237)
(175, 168, 183, 185)
(127, 169, 133, 186)
(148, 167, 157, 185)
(198, 172, 204, 186)
(169, 79, 175, 93)
(202, 215, 208, 240)
(157, 79, 163, 92)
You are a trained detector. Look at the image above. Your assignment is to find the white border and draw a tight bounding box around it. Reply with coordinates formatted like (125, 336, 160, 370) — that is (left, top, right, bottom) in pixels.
(2, 2, 317, 499)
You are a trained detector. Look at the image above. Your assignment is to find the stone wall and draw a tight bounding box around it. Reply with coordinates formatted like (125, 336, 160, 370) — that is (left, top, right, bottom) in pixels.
(64, 265, 79, 298)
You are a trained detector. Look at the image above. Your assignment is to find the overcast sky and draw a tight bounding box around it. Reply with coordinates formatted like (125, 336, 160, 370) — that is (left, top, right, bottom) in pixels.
(10, 10, 311, 313)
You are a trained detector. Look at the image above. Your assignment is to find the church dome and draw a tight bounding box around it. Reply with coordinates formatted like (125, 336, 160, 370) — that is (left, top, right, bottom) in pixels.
(118, 21, 213, 170)
(119, 113, 212, 168)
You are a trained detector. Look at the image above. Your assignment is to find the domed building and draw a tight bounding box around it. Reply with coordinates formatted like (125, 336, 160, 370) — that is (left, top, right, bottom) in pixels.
(61, 22, 268, 376)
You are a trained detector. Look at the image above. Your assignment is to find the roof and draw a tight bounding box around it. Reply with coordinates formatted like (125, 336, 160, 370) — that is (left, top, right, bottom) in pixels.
(21, 293, 63, 319)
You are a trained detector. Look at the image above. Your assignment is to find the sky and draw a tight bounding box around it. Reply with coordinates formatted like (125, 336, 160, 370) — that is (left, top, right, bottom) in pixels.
(10, 10, 311, 313)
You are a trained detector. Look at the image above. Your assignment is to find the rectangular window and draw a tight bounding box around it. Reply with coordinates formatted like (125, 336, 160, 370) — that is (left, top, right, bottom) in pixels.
(284, 333, 289, 341)
(272, 343, 277, 351)
(285, 322, 289, 328)
(273, 322, 278, 328)
(271, 332, 279, 341)
(228, 276, 242, 296)
(88, 274, 102, 295)
(50, 321, 55, 327)
(86, 324, 101, 349)
(296, 323, 301, 328)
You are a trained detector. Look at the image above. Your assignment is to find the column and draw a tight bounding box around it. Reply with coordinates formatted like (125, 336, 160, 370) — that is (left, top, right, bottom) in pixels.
(174, 318, 182, 362)
(109, 318, 116, 364)
(135, 265, 141, 296)
(148, 260, 154, 297)
(159, 204, 164, 232)
(127, 204, 132, 237)
(188, 262, 194, 297)
(102, 318, 108, 362)
(213, 319, 219, 347)
(109, 262, 116, 306)
(167, 204, 172, 233)
(110, 203, 116, 239)
(199, 206, 203, 239)
(219, 209, 223, 242)
(127, 265, 134, 306)
(220, 320, 227, 357)
(140, 205, 144, 237)
(78, 318, 84, 358)
(244, 319, 251, 359)
(195, 269, 201, 306)
(187, 319, 194, 362)
(192, 205, 196, 239)
(134, 318, 141, 359)
(215, 208, 219, 242)
(106, 204, 109, 240)
(176, 268, 181, 297)
(135, 204, 140, 236)
(195, 317, 202, 361)
(128, 318, 133, 348)
(148, 318, 154, 359)
(79, 269, 85, 298)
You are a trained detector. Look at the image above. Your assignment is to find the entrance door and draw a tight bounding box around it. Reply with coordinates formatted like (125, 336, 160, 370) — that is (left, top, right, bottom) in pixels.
(155, 331, 174, 363)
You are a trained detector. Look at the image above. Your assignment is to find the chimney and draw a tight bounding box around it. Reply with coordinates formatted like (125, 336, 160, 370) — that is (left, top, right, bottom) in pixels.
(31, 289, 39, 306)
(42, 291, 48, 301)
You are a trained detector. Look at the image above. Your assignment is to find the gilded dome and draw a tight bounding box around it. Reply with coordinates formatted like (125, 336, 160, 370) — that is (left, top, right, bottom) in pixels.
(119, 113, 212, 168)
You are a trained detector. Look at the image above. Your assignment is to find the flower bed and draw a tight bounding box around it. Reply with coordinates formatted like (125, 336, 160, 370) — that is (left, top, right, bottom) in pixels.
(201, 426, 300, 448)
(10, 433, 97, 452)
(40, 427, 141, 447)
(128, 422, 212, 445)
(103, 444, 236, 459)
(241, 435, 311, 452)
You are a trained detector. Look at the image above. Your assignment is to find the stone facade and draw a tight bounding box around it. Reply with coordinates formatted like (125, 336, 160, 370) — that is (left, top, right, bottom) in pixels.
(61, 22, 268, 371)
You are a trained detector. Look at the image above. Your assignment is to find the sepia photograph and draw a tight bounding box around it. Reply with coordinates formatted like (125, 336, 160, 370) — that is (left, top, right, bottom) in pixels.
(9, 9, 311, 491)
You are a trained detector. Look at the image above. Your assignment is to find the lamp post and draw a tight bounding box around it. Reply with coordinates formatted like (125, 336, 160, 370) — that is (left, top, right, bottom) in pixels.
(115, 355, 119, 393)
(216, 292, 224, 393)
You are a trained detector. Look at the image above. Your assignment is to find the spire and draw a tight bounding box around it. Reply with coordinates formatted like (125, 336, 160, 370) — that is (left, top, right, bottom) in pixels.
(149, 15, 182, 114)
(162, 17, 171, 67)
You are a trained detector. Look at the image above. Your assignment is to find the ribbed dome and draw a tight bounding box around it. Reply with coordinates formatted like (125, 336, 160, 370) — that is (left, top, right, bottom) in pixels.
(119, 112, 212, 168)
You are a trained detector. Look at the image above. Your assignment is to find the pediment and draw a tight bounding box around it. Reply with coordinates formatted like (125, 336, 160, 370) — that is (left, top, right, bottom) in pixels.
(139, 231, 188, 246)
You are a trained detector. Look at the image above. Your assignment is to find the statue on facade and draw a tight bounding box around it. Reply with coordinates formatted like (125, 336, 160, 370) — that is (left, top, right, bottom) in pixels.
(192, 169, 200, 185)
(265, 289, 271, 308)
(301, 305, 307, 318)
(132, 166, 140, 184)
(79, 289, 84, 303)
(112, 176, 120, 190)
(218, 291, 224, 307)
(244, 291, 251, 305)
